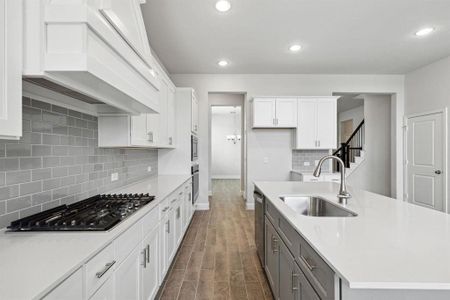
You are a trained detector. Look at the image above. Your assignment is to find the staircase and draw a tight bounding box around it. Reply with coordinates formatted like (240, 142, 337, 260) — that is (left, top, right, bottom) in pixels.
(333, 120, 365, 176)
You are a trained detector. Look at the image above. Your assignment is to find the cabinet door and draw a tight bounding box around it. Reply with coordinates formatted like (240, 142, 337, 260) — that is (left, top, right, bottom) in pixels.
(141, 227, 159, 300)
(253, 98, 276, 128)
(90, 276, 114, 300)
(276, 98, 298, 128)
(296, 99, 317, 149)
(131, 114, 150, 146)
(316, 99, 337, 149)
(0, 0, 22, 139)
(42, 268, 83, 300)
(265, 217, 279, 297)
(295, 264, 320, 300)
(279, 240, 296, 300)
(167, 207, 176, 262)
(158, 77, 169, 145)
(167, 86, 176, 146)
(115, 245, 142, 300)
(159, 214, 169, 280)
(175, 199, 183, 245)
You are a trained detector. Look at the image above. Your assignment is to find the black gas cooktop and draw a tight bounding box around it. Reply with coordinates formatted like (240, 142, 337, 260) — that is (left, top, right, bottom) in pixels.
(7, 193, 155, 232)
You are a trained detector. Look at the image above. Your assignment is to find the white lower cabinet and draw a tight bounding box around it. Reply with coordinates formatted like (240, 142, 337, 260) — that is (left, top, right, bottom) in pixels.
(42, 268, 83, 300)
(41, 179, 193, 300)
(141, 227, 159, 300)
(89, 276, 114, 300)
(114, 245, 142, 300)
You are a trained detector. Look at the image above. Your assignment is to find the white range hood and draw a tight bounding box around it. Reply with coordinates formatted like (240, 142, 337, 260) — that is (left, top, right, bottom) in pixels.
(22, 0, 160, 115)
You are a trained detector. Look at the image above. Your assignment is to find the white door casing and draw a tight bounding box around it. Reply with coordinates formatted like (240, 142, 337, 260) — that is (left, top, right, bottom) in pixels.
(406, 109, 447, 212)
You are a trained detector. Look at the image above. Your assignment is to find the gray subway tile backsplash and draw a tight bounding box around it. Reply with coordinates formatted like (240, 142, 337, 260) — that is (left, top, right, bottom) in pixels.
(0, 97, 158, 229)
(292, 150, 331, 172)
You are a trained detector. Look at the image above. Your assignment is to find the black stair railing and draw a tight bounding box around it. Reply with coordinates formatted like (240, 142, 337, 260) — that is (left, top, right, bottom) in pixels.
(333, 120, 365, 172)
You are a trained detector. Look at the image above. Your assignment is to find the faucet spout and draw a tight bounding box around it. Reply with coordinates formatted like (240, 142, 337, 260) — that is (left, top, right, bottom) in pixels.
(313, 155, 351, 205)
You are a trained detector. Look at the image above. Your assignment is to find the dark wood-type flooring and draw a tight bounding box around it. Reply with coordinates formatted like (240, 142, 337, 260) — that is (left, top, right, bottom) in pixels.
(158, 179, 273, 300)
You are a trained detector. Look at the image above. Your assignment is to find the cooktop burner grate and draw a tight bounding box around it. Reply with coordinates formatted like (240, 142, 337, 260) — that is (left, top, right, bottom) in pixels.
(7, 193, 155, 232)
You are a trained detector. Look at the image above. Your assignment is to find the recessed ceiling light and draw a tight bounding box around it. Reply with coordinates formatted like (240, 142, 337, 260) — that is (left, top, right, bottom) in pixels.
(289, 44, 302, 52)
(218, 60, 229, 67)
(215, 0, 231, 12)
(415, 27, 435, 37)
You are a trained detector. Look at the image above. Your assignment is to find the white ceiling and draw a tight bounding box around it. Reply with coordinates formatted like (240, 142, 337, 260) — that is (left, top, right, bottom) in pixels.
(337, 96, 364, 113)
(141, 0, 450, 74)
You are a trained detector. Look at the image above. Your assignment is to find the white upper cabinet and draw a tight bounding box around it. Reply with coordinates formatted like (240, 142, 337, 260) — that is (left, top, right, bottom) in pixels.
(253, 98, 276, 128)
(252, 98, 297, 128)
(167, 86, 176, 146)
(295, 97, 337, 150)
(274, 98, 298, 127)
(23, 0, 160, 115)
(0, 0, 22, 140)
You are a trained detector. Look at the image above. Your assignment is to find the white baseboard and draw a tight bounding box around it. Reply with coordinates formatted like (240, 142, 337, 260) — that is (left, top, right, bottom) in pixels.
(211, 175, 240, 179)
(246, 202, 255, 210)
(195, 202, 210, 210)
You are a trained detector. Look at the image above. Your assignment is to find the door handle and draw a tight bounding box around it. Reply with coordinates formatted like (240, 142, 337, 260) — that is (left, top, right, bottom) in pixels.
(435, 170, 442, 175)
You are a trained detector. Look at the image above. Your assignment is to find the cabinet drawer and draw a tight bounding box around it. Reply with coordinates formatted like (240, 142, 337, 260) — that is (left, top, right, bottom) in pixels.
(115, 220, 142, 263)
(265, 200, 279, 226)
(43, 268, 83, 300)
(296, 237, 335, 299)
(142, 206, 159, 238)
(159, 197, 170, 219)
(277, 216, 300, 256)
(85, 243, 115, 298)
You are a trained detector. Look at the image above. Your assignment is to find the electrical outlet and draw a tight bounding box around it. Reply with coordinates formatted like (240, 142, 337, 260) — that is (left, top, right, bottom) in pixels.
(303, 162, 311, 166)
(147, 166, 152, 172)
(111, 172, 119, 182)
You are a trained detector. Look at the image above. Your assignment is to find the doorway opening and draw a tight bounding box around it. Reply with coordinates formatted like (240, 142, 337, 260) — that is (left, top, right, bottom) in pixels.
(208, 93, 246, 198)
(333, 92, 394, 197)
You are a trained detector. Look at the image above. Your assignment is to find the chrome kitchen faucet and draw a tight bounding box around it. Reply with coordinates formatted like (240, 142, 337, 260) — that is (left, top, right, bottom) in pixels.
(313, 155, 351, 205)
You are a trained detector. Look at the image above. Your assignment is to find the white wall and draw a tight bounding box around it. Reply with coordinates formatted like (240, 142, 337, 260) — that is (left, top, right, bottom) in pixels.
(347, 95, 392, 196)
(338, 105, 364, 144)
(211, 108, 241, 179)
(171, 74, 405, 209)
(405, 55, 450, 209)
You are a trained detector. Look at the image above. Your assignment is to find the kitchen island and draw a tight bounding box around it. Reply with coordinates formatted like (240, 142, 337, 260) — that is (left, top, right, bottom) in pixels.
(255, 181, 450, 300)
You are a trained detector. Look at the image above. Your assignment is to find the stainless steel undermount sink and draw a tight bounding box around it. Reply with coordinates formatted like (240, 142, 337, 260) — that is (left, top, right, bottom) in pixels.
(280, 196, 357, 217)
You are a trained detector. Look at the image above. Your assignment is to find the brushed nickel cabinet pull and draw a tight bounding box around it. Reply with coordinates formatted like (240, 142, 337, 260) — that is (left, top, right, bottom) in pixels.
(292, 271, 299, 292)
(96, 260, 116, 278)
(146, 244, 150, 263)
(300, 255, 316, 271)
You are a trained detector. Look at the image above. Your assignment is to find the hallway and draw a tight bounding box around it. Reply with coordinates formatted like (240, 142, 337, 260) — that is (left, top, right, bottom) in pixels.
(158, 179, 273, 300)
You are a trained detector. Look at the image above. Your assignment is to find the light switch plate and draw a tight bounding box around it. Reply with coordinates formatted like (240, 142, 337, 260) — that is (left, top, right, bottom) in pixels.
(147, 166, 152, 172)
(111, 172, 119, 182)
(304, 162, 311, 166)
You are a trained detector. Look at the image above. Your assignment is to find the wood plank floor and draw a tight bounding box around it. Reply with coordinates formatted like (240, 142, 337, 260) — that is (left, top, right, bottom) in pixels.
(158, 179, 273, 300)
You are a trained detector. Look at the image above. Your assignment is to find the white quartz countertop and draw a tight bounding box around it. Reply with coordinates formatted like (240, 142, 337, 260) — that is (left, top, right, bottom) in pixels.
(0, 174, 191, 300)
(254, 181, 450, 290)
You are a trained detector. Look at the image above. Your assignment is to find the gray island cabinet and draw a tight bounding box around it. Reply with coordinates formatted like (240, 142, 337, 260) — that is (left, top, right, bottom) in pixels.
(255, 181, 450, 300)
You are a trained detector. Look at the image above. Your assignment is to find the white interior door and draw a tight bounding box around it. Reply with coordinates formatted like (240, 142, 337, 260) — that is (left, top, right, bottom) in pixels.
(407, 111, 446, 212)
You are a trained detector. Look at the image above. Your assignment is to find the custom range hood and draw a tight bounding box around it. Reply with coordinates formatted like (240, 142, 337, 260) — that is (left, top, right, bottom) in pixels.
(23, 0, 160, 115)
